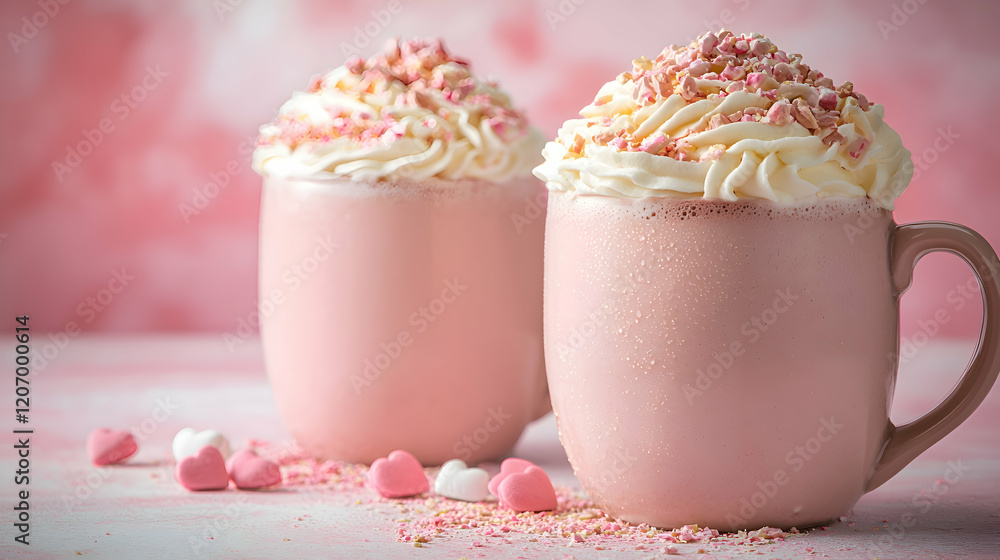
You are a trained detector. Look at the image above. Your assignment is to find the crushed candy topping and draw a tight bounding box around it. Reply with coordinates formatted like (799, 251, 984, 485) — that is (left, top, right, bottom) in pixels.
(257, 38, 533, 152)
(580, 30, 873, 161)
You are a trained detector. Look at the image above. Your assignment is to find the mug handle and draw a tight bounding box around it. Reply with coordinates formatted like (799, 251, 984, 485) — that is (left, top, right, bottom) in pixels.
(866, 221, 1000, 492)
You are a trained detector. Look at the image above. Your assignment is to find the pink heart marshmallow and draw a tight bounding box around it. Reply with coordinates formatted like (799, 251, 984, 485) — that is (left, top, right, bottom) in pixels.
(496, 465, 557, 512)
(367, 449, 429, 498)
(86, 428, 138, 466)
(226, 448, 282, 490)
(175, 445, 229, 491)
(487, 457, 536, 496)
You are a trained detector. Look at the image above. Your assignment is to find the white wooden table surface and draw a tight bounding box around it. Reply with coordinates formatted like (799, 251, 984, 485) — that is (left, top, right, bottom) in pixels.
(1, 336, 997, 559)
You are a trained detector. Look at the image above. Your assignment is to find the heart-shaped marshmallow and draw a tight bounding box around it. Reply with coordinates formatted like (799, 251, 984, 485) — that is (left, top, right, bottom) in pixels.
(86, 428, 138, 466)
(496, 466, 557, 512)
(434, 459, 490, 502)
(367, 449, 429, 498)
(175, 445, 229, 491)
(226, 448, 282, 490)
(488, 457, 536, 496)
(172, 428, 230, 462)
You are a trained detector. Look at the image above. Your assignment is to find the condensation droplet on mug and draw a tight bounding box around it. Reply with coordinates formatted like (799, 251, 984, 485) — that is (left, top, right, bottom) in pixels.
(636, 310, 642, 318)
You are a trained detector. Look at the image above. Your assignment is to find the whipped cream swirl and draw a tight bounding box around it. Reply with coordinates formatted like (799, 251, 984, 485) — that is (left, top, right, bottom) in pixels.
(254, 38, 544, 183)
(533, 31, 912, 209)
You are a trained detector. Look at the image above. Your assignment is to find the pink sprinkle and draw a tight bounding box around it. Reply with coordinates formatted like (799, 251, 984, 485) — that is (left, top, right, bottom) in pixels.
(791, 99, 819, 129)
(456, 77, 476, 98)
(382, 38, 401, 60)
(488, 117, 508, 137)
(815, 76, 835, 89)
(713, 53, 736, 67)
(592, 130, 616, 145)
(720, 65, 746, 82)
(700, 32, 718, 56)
(717, 35, 734, 54)
(700, 145, 725, 162)
(856, 92, 871, 111)
(818, 90, 838, 110)
(822, 130, 845, 146)
(687, 59, 711, 77)
(679, 74, 700, 101)
(676, 49, 696, 68)
(772, 62, 793, 82)
(641, 133, 670, 154)
(848, 137, 870, 158)
(755, 527, 786, 540)
(750, 38, 771, 57)
(746, 72, 767, 90)
(725, 80, 746, 94)
(633, 75, 657, 105)
(428, 69, 447, 90)
(345, 57, 365, 75)
(707, 112, 731, 130)
(306, 74, 324, 93)
(652, 71, 672, 97)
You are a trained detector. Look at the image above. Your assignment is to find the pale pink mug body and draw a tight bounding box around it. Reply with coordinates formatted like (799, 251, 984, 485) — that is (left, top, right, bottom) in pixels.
(544, 193, 1000, 530)
(259, 176, 550, 466)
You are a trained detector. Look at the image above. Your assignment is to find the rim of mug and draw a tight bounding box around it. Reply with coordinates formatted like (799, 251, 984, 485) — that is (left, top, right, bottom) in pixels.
(548, 191, 894, 220)
(261, 172, 543, 200)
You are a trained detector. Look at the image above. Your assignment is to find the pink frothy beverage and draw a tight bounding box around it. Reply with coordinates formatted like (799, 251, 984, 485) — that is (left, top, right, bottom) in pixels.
(254, 39, 550, 465)
(535, 31, 1000, 529)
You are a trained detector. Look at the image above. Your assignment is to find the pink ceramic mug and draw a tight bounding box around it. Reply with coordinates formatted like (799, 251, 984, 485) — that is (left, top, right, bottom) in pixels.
(544, 194, 1000, 530)
(259, 175, 551, 466)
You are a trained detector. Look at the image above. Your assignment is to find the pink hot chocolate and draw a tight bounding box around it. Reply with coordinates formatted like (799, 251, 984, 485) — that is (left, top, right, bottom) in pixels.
(255, 39, 549, 466)
(259, 176, 548, 465)
(545, 196, 898, 528)
(543, 190, 1000, 530)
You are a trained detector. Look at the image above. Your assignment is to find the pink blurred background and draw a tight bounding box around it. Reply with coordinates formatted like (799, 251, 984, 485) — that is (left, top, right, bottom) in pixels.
(1, 0, 997, 341)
